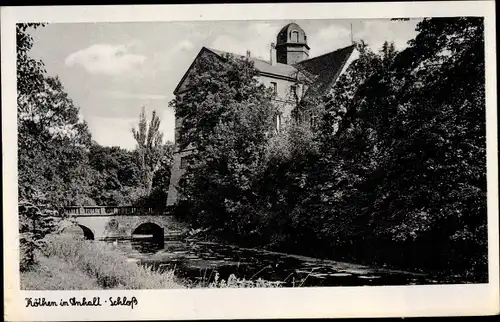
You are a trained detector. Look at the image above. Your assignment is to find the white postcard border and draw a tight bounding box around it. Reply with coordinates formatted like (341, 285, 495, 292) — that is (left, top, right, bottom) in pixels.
(2, 2, 498, 320)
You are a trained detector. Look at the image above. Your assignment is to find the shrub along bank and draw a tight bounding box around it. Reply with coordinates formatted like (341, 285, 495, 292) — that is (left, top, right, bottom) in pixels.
(20, 234, 282, 290)
(21, 234, 183, 290)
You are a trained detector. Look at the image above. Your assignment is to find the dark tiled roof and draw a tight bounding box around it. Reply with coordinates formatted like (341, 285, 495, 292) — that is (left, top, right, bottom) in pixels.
(177, 45, 357, 97)
(295, 44, 357, 95)
(207, 47, 299, 80)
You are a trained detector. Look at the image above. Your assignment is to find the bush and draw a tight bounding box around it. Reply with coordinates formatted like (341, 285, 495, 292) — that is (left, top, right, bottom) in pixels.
(18, 196, 59, 272)
(43, 234, 182, 289)
(208, 272, 282, 288)
(21, 255, 99, 290)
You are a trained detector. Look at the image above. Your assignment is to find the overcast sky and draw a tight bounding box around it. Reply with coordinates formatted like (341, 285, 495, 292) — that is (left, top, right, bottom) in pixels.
(28, 19, 420, 150)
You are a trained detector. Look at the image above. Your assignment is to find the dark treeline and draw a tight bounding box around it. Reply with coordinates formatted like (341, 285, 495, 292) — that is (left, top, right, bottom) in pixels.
(17, 24, 172, 270)
(172, 17, 487, 282)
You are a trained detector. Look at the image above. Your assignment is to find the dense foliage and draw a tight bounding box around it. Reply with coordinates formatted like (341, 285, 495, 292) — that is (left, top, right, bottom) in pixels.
(132, 106, 167, 196)
(87, 144, 139, 205)
(171, 53, 278, 240)
(17, 23, 94, 270)
(278, 17, 487, 280)
(174, 17, 487, 282)
(17, 24, 172, 270)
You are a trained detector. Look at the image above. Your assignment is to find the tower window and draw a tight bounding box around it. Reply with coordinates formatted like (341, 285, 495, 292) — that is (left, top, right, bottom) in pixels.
(291, 30, 299, 42)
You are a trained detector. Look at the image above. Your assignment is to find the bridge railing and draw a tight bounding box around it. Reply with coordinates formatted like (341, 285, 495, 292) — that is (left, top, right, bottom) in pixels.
(64, 206, 155, 216)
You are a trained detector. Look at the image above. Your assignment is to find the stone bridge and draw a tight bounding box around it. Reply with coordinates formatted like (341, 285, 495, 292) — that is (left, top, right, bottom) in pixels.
(62, 206, 187, 241)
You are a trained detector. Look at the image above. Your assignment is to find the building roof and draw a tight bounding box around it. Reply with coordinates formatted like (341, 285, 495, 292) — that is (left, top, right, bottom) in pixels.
(207, 47, 299, 80)
(295, 44, 357, 95)
(278, 22, 303, 35)
(276, 22, 309, 48)
(174, 44, 357, 96)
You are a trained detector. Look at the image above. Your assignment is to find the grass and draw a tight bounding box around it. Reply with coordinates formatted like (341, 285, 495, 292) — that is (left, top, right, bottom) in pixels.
(21, 234, 184, 290)
(21, 255, 100, 290)
(21, 234, 283, 290)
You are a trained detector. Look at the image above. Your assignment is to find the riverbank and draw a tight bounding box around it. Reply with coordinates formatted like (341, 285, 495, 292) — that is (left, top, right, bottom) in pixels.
(21, 235, 184, 290)
(184, 229, 467, 283)
(21, 234, 283, 290)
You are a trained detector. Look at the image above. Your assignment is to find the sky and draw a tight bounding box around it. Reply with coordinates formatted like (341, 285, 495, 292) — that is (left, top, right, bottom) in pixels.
(28, 19, 420, 150)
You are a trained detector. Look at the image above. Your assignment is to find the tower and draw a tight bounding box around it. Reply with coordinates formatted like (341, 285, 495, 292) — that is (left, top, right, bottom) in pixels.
(275, 22, 310, 65)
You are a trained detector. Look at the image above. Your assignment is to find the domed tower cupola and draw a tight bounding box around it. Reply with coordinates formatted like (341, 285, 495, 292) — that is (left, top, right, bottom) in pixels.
(276, 22, 310, 65)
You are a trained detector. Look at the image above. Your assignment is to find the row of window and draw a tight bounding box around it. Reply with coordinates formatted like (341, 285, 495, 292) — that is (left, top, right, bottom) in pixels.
(269, 82, 297, 97)
(300, 112, 319, 128)
(177, 113, 318, 170)
(177, 113, 316, 145)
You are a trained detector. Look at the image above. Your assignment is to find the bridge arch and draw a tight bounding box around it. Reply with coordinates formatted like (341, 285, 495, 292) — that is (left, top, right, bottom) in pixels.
(79, 225, 95, 240)
(132, 222, 164, 242)
(62, 224, 95, 240)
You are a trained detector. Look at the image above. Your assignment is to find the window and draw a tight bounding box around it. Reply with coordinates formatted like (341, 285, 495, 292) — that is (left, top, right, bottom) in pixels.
(302, 112, 310, 125)
(310, 113, 318, 128)
(289, 85, 297, 98)
(175, 128, 182, 143)
(270, 82, 277, 94)
(276, 114, 282, 132)
(180, 156, 193, 169)
(291, 30, 299, 42)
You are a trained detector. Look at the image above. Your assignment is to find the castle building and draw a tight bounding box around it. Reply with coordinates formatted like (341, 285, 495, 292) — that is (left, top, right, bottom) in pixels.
(166, 22, 359, 207)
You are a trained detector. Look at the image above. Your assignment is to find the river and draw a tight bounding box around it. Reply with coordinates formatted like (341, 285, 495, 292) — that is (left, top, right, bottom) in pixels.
(109, 235, 441, 287)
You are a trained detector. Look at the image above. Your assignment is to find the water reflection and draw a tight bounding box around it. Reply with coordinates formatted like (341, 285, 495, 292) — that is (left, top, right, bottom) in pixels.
(131, 237, 164, 254)
(110, 236, 442, 287)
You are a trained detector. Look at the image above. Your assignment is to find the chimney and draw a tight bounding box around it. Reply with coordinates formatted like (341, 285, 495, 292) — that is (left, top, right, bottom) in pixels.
(246, 50, 251, 59)
(270, 42, 277, 66)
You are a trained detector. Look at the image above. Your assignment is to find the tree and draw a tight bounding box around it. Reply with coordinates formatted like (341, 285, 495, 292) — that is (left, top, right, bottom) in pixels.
(151, 142, 174, 191)
(87, 144, 141, 205)
(132, 106, 164, 195)
(304, 17, 486, 279)
(171, 53, 278, 240)
(365, 17, 487, 278)
(17, 23, 94, 269)
(18, 23, 93, 206)
(172, 52, 276, 152)
(18, 74, 93, 207)
(134, 141, 174, 211)
(258, 121, 320, 250)
(17, 23, 46, 102)
(19, 194, 58, 271)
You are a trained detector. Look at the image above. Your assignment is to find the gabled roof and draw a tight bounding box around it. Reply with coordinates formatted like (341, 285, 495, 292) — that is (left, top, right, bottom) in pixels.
(295, 44, 357, 96)
(173, 47, 214, 95)
(207, 47, 299, 80)
(173, 44, 357, 97)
